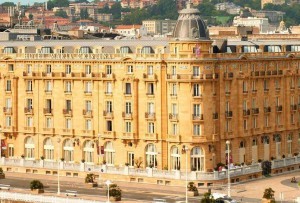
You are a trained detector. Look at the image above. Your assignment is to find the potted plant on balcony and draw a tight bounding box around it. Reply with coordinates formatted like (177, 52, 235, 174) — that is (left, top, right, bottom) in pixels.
(40, 156, 45, 160)
(21, 154, 25, 159)
(85, 173, 98, 187)
(107, 184, 122, 201)
(0, 168, 5, 179)
(261, 187, 275, 203)
(30, 180, 44, 194)
(187, 182, 199, 196)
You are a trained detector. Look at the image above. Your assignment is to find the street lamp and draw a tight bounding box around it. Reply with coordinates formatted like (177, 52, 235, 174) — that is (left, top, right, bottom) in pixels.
(57, 138, 61, 195)
(226, 140, 231, 198)
(182, 145, 189, 203)
(0, 125, 2, 158)
(105, 180, 112, 203)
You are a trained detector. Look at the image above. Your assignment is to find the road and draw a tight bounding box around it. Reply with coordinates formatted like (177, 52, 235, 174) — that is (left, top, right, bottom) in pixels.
(0, 175, 202, 203)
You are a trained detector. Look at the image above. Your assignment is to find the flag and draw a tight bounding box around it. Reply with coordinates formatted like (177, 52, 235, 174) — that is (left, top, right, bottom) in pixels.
(195, 44, 201, 57)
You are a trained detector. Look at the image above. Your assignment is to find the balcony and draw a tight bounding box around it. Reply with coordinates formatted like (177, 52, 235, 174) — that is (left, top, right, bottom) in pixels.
(83, 110, 93, 117)
(264, 88, 269, 92)
(251, 71, 259, 77)
(43, 128, 55, 134)
(191, 135, 208, 143)
(276, 105, 283, 112)
(24, 127, 35, 133)
(252, 89, 257, 93)
(105, 91, 113, 96)
(3, 107, 12, 115)
(103, 111, 114, 119)
(223, 72, 234, 79)
(243, 109, 250, 116)
(143, 73, 157, 82)
(144, 133, 158, 141)
(44, 90, 52, 94)
(122, 112, 133, 119)
(145, 112, 156, 120)
(24, 107, 34, 115)
(290, 104, 297, 111)
(43, 108, 52, 115)
(225, 111, 233, 118)
(213, 113, 218, 120)
(64, 90, 72, 94)
(3, 126, 15, 132)
(62, 129, 74, 136)
(63, 109, 72, 116)
(275, 87, 281, 92)
(252, 108, 259, 115)
(102, 131, 116, 139)
(192, 114, 204, 121)
(121, 132, 135, 140)
(264, 107, 271, 113)
(146, 92, 155, 97)
(166, 73, 218, 82)
(243, 90, 248, 94)
(101, 73, 115, 81)
(169, 113, 178, 121)
(82, 130, 95, 136)
(84, 91, 92, 95)
(167, 134, 181, 143)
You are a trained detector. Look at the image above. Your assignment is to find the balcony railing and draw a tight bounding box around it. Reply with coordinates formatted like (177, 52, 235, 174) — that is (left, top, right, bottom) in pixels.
(43, 108, 52, 114)
(145, 112, 156, 119)
(122, 112, 133, 119)
(3, 107, 12, 115)
(83, 110, 93, 117)
(290, 104, 297, 111)
(24, 107, 33, 114)
(243, 109, 250, 116)
(264, 107, 271, 113)
(223, 72, 234, 79)
(225, 111, 233, 118)
(252, 108, 259, 115)
(192, 114, 204, 121)
(103, 111, 114, 118)
(276, 105, 283, 112)
(169, 113, 178, 120)
(63, 109, 72, 116)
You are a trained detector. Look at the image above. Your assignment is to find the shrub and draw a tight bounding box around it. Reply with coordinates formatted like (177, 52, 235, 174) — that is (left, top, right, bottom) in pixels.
(125, 163, 129, 166)
(0, 168, 4, 174)
(85, 173, 95, 183)
(163, 165, 168, 170)
(30, 180, 44, 190)
(271, 156, 275, 161)
(21, 155, 25, 159)
(294, 152, 299, 156)
(258, 159, 262, 163)
(187, 182, 198, 192)
(81, 159, 85, 163)
(40, 156, 45, 160)
(263, 187, 275, 200)
(107, 184, 122, 198)
(60, 158, 64, 162)
(201, 192, 215, 203)
(282, 155, 285, 159)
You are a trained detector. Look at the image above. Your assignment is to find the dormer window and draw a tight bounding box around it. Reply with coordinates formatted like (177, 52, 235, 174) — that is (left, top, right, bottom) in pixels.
(141, 46, 153, 54)
(41, 47, 52, 54)
(120, 46, 130, 54)
(3, 47, 15, 53)
(79, 46, 91, 54)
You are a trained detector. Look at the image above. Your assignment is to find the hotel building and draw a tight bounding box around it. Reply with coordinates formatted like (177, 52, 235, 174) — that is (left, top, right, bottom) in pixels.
(0, 3, 300, 175)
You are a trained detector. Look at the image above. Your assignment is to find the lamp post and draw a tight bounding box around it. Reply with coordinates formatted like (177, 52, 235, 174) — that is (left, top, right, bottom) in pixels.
(226, 140, 231, 198)
(57, 138, 61, 195)
(0, 125, 2, 158)
(105, 180, 112, 203)
(182, 145, 189, 203)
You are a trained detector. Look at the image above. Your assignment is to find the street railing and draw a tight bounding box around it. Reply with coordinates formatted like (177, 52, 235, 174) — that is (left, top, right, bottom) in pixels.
(1, 155, 300, 181)
(0, 191, 103, 203)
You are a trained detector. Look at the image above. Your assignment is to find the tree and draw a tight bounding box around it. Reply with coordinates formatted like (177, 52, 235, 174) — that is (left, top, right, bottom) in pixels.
(55, 10, 68, 19)
(80, 8, 89, 20)
(47, 0, 69, 10)
(263, 188, 275, 200)
(110, 3, 122, 19)
(1, 2, 15, 7)
(29, 13, 33, 20)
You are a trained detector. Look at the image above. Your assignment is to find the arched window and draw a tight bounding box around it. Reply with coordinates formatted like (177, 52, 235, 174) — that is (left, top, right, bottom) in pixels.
(104, 141, 115, 165)
(145, 143, 157, 168)
(191, 147, 205, 172)
(263, 136, 269, 144)
(239, 141, 246, 148)
(287, 134, 293, 156)
(84, 140, 94, 163)
(25, 136, 34, 159)
(252, 138, 257, 146)
(44, 138, 54, 161)
(63, 139, 74, 162)
(170, 146, 180, 170)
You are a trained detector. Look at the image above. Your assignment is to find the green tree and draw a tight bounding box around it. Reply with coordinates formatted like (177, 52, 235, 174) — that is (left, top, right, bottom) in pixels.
(1, 2, 15, 7)
(29, 13, 33, 20)
(47, 0, 69, 10)
(80, 8, 89, 19)
(55, 10, 68, 19)
(110, 2, 122, 19)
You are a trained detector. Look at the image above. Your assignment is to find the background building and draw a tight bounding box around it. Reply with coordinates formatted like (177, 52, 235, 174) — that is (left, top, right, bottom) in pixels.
(261, 0, 285, 8)
(142, 20, 176, 36)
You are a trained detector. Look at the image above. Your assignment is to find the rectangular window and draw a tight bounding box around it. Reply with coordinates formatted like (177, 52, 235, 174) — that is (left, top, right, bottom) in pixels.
(243, 119, 247, 130)
(193, 104, 201, 116)
(27, 98, 33, 109)
(193, 124, 201, 136)
(79, 47, 90, 53)
(85, 100, 92, 111)
(148, 83, 154, 95)
(26, 64, 32, 73)
(107, 120, 112, 131)
(5, 98, 12, 108)
(147, 102, 155, 113)
(46, 64, 52, 73)
(5, 116, 11, 127)
(106, 101, 113, 112)
(45, 81, 52, 92)
(125, 83, 131, 94)
(66, 100, 72, 111)
(193, 66, 200, 76)
(46, 117, 52, 128)
(291, 114, 295, 124)
(65, 65, 72, 74)
(65, 81, 72, 93)
(41, 47, 51, 53)
(8, 64, 14, 72)
(66, 118, 72, 129)
(127, 65, 133, 73)
(193, 84, 201, 96)
(172, 103, 177, 115)
(8, 144, 14, 157)
(172, 123, 178, 135)
(253, 117, 257, 128)
(148, 122, 155, 134)
(106, 82, 112, 94)
(264, 80, 269, 90)
(26, 117, 33, 127)
(85, 119, 92, 130)
(3, 47, 14, 53)
(85, 65, 91, 74)
(27, 80, 33, 91)
(6, 80, 11, 91)
(128, 152, 134, 167)
(264, 115, 269, 127)
(106, 65, 112, 75)
(243, 81, 247, 92)
(147, 66, 153, 75)
(125, 102, 132, 114)
(276, 114, 281, 125)
(85, 82, 92, 93)
(125, 121, 132, 133)
(171, 66, 176, 75)
(252, 80, 256, 91)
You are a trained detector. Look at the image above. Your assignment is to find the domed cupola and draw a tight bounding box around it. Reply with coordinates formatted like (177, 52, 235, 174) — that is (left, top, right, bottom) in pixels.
(172, 2, 209, 40)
